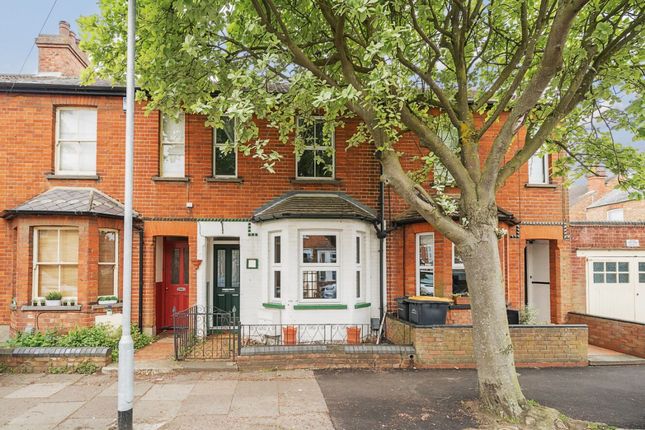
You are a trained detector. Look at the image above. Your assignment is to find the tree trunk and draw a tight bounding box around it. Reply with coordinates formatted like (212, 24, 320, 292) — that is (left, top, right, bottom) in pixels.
(459, 221, 527, 419)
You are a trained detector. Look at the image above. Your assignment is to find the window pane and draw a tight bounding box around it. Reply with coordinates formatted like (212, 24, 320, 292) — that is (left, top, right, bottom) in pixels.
(38, 230, 58, 262)
(172, 249, 180, 284)
(593, 262, 604, 272)
(528, 155, 547, 184)
(606, 273, 617, 283)
(98, 265, 115, 296)
(215, 119, 235, 144)
(274, 236, 281, 264)
(162, 144, 185, 176)
(297, 149, 315, 177)
(302, 270, 336, 299)
(183, 246, 189, 285)
(606, 262, 616, 272)
(76, 110, 97, 140)
(79, 142, 96, 172)
(216, 249, 226, 288)
(593, 273, 604, 283)
(315, 149, 334, 177)
(302, 235, 336, 263)
(59, 110, 78, 140)
(356, 270, 361, 298)
(38, 265, 59, 296)
(618, 273, 629, 283)
(640, 273, 645, 283)
(356, 236, 360, 264)
(639, 262, 645, 272)
(214, 147, 236, 176)
(60, 265, 78, 296)
(618, 262, 629, 272)
(274, 270, 281, 299)
(162, 113, 185, 143)
(60, 230, 79, 263)
(99, 231, 117, 263)
(418, 235, 433, 267)
(59, 141, 79, 171)
(232, 249, 240, 288)
(452, 268, 468, 295)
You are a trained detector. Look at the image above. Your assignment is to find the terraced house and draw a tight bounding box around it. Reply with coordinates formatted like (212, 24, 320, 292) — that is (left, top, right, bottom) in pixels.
(0, 22, 593, 342)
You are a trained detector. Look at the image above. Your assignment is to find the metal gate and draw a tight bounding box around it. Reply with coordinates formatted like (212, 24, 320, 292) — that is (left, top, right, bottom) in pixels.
(173, 305, 239, 360)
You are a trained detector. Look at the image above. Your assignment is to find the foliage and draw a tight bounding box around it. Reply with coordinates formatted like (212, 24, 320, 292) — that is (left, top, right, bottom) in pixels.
(8, 325, 155, 361)
(45, 291, 63, 301)
(519, 306, 539, 325)
(98, 295, 118, 302)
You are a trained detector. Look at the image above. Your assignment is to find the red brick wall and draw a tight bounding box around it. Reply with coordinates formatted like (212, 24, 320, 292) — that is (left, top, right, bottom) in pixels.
(567, 312, 645, 358)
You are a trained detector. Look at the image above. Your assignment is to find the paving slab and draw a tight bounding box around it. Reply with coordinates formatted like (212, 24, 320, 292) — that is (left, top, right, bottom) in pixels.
(5, 382, 69, 398)
(68, 396, 117, 420)
(276, 412, 335, 430)
(42, 385, 101, 403)
(98, 381, 153, 397)
(177, 394, 233, 416)
(140, 383, 194, 401)
(55, 417, 115, 430)
(8, 401, 84, 428)
(133, 399, 182, 424)
(0, 398, 41, 425)
(229, 380, 279, 417)
(277, 378, 328, 415)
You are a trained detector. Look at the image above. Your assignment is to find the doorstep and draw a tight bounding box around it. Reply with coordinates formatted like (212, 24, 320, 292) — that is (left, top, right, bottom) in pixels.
(588, 344, 645, 366)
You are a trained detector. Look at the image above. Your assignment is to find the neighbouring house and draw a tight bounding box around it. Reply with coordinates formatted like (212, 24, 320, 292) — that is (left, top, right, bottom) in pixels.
(567, 169, 645, 323)
(0, 22, 577, 341)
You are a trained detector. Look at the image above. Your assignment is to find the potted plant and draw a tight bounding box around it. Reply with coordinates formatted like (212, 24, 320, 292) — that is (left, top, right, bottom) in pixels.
(98, 295, 118, 305)
(45, 291, 62, 306)
(32, 298, 38, 306)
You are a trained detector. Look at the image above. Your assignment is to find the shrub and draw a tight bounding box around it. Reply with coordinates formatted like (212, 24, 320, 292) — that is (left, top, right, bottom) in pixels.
(98, 295, 118, 302)
(520, 306, 538, 325)
(45, 291, 63, 300)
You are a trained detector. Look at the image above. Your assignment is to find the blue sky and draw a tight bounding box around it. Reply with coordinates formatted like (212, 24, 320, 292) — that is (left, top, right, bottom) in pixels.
(1, 0, 99, 74)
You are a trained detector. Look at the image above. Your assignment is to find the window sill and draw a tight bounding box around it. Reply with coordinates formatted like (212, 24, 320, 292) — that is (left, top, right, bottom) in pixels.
(354, 302, 371, 309)
(293, 304, 348, 310)
(46, 174, 100, 181)
(152, 176, 191, 183)
(290, 178, 342, 185)
(205, 176, 244, 184)
(524, 183, 557, 189)
(21, 305, 82, 311)
(262, 302, 285, 309)
(91, 302, 123, 310)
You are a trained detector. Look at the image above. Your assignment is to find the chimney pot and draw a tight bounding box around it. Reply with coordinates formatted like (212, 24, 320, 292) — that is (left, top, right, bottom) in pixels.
(59, 21, 71, 36)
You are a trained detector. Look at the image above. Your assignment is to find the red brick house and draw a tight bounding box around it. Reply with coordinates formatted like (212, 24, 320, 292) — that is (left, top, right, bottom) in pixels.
(0, 22, 575, 339)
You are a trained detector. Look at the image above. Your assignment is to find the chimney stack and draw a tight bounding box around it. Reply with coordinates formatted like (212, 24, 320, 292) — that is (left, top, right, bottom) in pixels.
(587, 167, 608, 196)
(35, 21, 89, 77)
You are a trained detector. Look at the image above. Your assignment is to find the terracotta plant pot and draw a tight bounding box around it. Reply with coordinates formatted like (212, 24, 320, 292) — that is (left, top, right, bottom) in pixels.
(282, 326, 298, 345)
(346, 326, 361, 344)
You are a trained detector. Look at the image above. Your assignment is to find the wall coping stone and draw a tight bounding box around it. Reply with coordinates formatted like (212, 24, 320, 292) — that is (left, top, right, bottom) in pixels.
(4, 347, 111, 357)
(20, 305, 82, 311)
(389, 316, 586, 330)
(344, 345, 415, 354)
(568, 312, 645, 327)
(241, 345, 328, 355)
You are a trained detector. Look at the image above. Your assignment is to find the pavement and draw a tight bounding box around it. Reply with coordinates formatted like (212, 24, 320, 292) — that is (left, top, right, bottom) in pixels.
(0, 366, 644, 429)
(315, 366, 645, 430)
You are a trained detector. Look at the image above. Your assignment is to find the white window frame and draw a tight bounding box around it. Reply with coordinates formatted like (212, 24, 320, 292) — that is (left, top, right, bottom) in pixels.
(296, 117, 335, 179)
(269, 232, 282, 301)
(299, 231, 340, 302)
(452, 244, 464, 269)
(98, 229, 119, 298)
(607, 208, 624, 221)
(213, 117, 238, 178)
(355, 232, 366, 300)
(32, 227, 79, 299)
(160, 112, 186, 177)
(528, 153, 549, 185)
(55, 107, 97, 176)
(415, 233, 435, 296)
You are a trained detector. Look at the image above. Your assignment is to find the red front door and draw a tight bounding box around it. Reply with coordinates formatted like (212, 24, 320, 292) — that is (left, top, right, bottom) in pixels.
(160, 238, 190, 329)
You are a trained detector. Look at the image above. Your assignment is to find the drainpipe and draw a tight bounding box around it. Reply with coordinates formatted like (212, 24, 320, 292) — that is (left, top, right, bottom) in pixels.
(138, 226, 144, 333)
(378, 166, 386, 320)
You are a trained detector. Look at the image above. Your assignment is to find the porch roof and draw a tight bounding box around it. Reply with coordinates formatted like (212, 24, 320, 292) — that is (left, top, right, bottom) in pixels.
(393, 205, 520, 226)
(252, 191, 377, 223)
(1, 187, 138, 220)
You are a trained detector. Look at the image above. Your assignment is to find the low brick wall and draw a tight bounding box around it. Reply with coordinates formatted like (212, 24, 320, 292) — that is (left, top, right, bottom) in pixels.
(447, 306, 472, 325)
(10, 305, 122, 334)
(0, 347, 112, 373)
(385, 315, 588, 368)
(567, 312, 645, 358)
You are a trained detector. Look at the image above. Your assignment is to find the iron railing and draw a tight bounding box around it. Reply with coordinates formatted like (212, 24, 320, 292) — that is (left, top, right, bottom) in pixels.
(239, 323, 375, 347)
(173, 305, 239, 360)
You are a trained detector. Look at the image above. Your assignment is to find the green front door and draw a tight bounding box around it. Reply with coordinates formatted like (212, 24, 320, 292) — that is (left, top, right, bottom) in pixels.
(213, 244, 240, 317)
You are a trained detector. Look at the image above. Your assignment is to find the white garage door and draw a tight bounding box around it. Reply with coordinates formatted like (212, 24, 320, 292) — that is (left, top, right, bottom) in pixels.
(583, 252, 645, 323)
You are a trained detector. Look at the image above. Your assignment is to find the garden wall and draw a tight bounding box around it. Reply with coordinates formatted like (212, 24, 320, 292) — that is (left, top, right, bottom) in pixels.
(0, 347, 112, 373)
(385, 315, 588, 368)
(567, 312, 645, 358)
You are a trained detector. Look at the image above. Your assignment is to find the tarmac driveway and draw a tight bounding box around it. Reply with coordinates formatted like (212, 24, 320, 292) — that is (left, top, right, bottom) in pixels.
(315, 366, 645, 430)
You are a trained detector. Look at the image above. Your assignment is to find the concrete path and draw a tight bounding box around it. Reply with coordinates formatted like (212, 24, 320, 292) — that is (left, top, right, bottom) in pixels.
(588, 344, 645, 366)
(0, 370, 333, 429)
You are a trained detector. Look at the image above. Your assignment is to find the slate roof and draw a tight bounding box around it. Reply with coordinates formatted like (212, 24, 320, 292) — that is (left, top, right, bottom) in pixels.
(2, 187, 136, 219)
(0, 74, 125, 95)
(587, 188, 633, 209)
(393, 205, 520, 226)
(253, 191, 377, 222)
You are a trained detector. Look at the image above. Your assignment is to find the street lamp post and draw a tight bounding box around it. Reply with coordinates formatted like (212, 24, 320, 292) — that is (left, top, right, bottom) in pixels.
(118, 0, 136, 428)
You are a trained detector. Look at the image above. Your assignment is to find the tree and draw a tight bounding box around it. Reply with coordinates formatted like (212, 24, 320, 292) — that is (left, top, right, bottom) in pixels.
(80, 0, 645, 420)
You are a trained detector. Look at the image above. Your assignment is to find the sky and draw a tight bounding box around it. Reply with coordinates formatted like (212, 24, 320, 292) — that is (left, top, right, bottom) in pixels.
(1, 0, 99, 74)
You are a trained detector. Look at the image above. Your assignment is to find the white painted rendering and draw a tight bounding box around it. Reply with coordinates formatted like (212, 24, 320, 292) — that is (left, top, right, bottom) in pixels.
(526, 240, 551, 324)
(581, 249, 645, 323)
(196, 219, 380, 327)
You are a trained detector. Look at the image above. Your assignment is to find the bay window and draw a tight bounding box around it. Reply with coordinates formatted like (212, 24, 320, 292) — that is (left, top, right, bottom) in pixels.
(301, 233, 338, 300)
(160, 112, 185, 177)
(98, 229, 118, 297)
(55, 108, 97, 175)
(296, 118, 335, 179)
(416, 233, 434, 296)
(33, 228, 79, 298)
